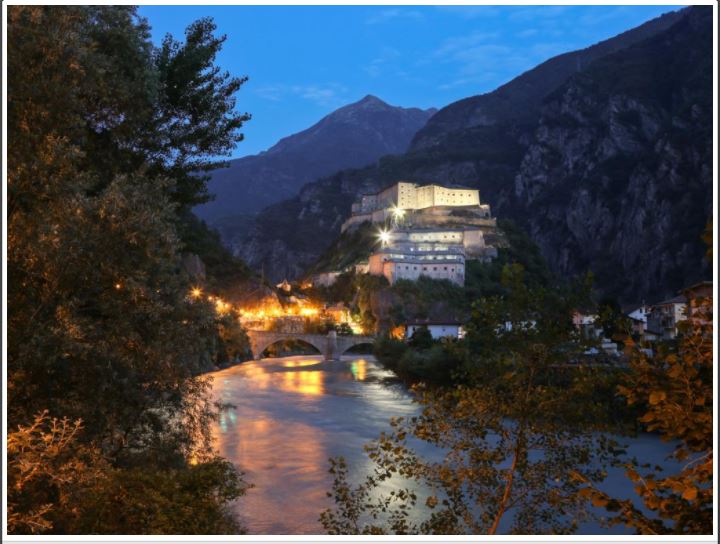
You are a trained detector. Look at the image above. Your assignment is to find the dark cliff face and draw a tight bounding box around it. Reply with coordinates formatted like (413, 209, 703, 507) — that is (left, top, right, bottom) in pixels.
(228, 7, 712, 303)
(513, 6, 713, 303)
(194, 95, 436, 221)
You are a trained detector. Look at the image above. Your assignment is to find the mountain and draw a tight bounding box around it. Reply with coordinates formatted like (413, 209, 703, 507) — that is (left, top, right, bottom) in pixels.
(194, 95, 437, 221)
(409, 8, 685, 150)
(226, 6, 712, 303)
(512, 6, 712, 302)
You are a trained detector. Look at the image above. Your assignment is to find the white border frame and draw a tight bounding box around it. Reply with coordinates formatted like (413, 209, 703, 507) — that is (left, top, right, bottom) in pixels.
(2, 1, 718, 542)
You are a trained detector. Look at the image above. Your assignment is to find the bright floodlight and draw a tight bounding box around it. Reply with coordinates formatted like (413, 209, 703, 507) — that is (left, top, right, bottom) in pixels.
(378, 229, 391, 246)
(392, 206, 405, 218)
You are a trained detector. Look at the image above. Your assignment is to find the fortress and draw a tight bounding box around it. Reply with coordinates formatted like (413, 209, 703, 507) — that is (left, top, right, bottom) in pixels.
(336, 182, 502, 286)
(341, 181, 492, 232)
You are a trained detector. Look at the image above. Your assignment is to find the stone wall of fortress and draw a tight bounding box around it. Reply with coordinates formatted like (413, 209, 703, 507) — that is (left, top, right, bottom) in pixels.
(341, 205, 498, 233)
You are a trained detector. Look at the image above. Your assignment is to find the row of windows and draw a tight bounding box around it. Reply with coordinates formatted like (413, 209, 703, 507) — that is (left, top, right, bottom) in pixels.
(395, 264, 464, 273)
(382, 255, 464, 262)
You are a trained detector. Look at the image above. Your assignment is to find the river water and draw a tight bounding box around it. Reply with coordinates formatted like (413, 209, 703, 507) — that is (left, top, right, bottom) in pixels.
(209, 355, 677, 535)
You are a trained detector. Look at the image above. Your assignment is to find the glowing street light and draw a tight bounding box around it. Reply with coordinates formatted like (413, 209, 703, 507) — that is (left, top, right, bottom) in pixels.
(392, 206, 405, 219)
(378, 229, 391, 247)
(190, 287, 202, 299)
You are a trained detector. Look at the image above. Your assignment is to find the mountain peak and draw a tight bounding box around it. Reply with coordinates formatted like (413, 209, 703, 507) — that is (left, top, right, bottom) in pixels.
(357, 94, 386, 106)
(195, 93, 436, 221)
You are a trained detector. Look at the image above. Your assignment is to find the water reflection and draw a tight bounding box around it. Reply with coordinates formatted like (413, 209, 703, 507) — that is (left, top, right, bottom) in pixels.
(210, 356, 414, 534)
(209, 355, 677, 535)
(282, 369, 324, 396)
(350, 359, 366, 381)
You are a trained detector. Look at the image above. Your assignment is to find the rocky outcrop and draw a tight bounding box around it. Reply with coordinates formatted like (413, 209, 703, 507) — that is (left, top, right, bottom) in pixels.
(512, 6, 712, 302)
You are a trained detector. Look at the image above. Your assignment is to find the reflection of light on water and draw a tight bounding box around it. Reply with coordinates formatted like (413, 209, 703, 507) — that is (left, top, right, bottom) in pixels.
(207, 356, 432, 534)
(350, 359, 367, 381)
(214, 358, 327, 398)
(207, 356, 679, 535)
(219, 411, 228, 433)
(219, 409, 238, 434)
(282, 369, 324, 396)
(282, 359, 322, 368)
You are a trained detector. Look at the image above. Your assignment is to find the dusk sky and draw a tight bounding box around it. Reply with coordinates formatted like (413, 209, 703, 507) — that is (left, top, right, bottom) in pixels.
(139, 4, 683, 159)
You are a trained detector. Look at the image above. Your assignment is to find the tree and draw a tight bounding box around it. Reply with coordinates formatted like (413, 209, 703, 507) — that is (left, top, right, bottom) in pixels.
(152, 17, 250, 209)
(321, 265, 618, 534)
(575, 293, 713, 534)
(408, 326, 434, 350)
(7, 6, 249, 217)
(7, 5, 250, 533)
(7, 411, 248, 535)
(7, 412, 109, 534)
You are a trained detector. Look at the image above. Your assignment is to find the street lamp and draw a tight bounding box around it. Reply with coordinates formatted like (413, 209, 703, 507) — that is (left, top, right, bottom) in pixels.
(378, 229, 391, 247)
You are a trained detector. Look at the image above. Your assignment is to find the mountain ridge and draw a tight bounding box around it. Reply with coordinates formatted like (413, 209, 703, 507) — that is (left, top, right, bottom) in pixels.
(194, 95, 436, 221)
(410, 7, 686, 150)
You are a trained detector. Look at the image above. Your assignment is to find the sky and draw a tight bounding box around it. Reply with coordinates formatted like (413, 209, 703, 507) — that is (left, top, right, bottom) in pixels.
(139, 4, 684, 159)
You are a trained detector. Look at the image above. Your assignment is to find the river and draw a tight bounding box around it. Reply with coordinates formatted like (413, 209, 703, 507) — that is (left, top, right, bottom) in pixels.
(209, 355, 678, 535)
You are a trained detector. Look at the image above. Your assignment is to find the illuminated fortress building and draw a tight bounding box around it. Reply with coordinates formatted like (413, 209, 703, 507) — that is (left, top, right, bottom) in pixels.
(336, 182, 502, 287)
(342, 181, 492, 231)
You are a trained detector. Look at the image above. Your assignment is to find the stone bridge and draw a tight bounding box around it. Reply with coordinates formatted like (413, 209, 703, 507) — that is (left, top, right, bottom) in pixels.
(247, 330, 375, 361)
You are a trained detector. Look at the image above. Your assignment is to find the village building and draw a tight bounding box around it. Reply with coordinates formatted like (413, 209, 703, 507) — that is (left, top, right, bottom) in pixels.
(572, 311, 602, 339)
(572, 311, 620, 356)
(623, 303, 651, 337)
(682, 281, 713, 323)
(404, 319, 466, 340)
(645, 295, 688, 340)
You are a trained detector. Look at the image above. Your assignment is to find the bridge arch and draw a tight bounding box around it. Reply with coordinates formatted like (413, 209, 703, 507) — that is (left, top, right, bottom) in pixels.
(338, 340, 375, 356)
(247, 330, 376, 361)
(254, 337, 323, 359)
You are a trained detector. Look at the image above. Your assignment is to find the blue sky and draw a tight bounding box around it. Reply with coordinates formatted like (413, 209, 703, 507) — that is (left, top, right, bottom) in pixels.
(139, 4, 683, 159)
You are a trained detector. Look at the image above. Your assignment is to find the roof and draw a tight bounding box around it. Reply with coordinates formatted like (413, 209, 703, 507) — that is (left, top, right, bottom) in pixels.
(373, 180, 479, 196)
(406, 318, 464, 326)
(653, 295, 687, 306)
(682, 280, 712, 289)
(681, 281, 713, 295)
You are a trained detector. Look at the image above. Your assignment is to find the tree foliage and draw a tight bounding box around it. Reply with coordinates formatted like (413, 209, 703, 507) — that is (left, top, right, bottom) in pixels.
(322, 265, 620, 534)
(7, 5, 250, 534)
(576, 294, 713, 534)
(7, 412, 247, 535)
